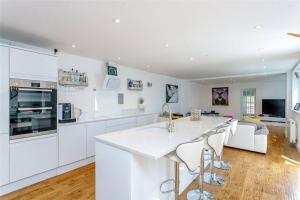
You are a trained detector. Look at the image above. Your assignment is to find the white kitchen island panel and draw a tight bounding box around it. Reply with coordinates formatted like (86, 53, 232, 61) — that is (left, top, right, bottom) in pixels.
(95, 116, 230, 200)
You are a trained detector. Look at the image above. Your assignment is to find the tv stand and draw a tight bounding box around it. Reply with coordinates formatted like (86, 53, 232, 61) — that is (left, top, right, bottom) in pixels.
(258, 116, 286, 127)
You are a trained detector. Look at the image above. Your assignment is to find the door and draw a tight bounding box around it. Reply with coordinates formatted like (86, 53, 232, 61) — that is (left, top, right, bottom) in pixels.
(10, 48, 57, 81)
(58, 124, 87, 166)
(0, 45, 9, 186)
(86, 121, 106, 157)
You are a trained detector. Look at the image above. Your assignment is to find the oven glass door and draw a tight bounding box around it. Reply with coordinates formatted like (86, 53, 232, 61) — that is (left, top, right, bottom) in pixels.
(10, 87, 57, 139)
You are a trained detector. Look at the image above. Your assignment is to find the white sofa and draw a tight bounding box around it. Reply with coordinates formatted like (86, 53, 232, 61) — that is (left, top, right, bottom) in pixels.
(225, 122, 268, 154)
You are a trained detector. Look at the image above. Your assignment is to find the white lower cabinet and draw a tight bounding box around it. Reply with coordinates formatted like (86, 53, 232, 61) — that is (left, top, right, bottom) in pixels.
(86, 121, 106, 157)
(59, 124, 87, 166)
(136, 115, 156, 126)
(9, 135, 58, 182)
(106, 117, 137, 132)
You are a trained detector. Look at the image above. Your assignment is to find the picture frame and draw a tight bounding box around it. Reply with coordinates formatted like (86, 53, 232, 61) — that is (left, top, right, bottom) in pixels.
(166, 84, 178, 103)
(212, 87, 229, 106)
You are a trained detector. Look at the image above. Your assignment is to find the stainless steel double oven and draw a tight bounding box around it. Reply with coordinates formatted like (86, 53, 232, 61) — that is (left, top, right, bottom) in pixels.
(9, 79, 57, 140)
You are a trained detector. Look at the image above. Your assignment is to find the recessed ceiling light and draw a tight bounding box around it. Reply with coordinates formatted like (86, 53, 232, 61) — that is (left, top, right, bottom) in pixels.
(114, 18, 120, 23)
(71, 44, 76, 48)
(165, 44, 169, 48)
(190, 57, 194, 61)
(117, 57, 121, 60)
(261, 58, 265, 62)
(254, 25, 262, 30)
(146, 65, 150, 68)
(258, 48, 264, 51)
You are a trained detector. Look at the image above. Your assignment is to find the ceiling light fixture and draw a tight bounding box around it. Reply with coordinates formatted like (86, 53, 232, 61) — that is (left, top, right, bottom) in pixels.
(165, 44, 169, 48)
(190, 57, 194, 61)
(146, 65, 150, 68)
(261, 58, 265, 62)
(114, 18, 121, 23)
(71, 44, 76, 48)
(258, 48, 264, 51)
(263, 66, 267, 69)
(254, 25, 262, 30)
(117, 57, 121, 60)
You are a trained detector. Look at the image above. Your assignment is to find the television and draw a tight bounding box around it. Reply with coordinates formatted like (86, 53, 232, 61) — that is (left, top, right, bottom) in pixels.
(262, 99, 285, 118)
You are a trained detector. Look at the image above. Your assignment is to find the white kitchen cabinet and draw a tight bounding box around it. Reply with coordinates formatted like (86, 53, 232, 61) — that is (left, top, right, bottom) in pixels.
(106, 117, 137, 133)
(136, 115, 156, 127)
(9, 48, 57, 81)
(86, 121, 106, 157)
(0, 45, 9, 186)
(9, 135, 58, 182)
(59, 124, 87, 166)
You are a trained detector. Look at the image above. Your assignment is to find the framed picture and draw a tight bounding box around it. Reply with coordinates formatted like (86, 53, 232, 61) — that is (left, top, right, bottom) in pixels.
(212, 87, 229, 106)
(294, 103, 300, 111)
(107, 65, 118, 76)
(166, 84, 178, 103)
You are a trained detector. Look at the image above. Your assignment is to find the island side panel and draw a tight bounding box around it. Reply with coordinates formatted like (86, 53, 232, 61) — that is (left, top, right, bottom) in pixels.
(95, 141, 131, 200)
(130, 155, 197, 200)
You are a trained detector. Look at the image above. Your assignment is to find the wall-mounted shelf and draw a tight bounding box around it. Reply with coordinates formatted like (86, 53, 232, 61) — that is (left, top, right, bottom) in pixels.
(58, 69, 88, 87)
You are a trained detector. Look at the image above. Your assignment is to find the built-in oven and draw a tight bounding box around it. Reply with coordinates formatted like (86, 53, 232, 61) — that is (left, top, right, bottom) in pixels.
(9, 79, 57, 140)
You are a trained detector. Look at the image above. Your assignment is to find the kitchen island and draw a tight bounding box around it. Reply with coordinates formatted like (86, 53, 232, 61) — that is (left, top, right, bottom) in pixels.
(95, 116, 230, 200)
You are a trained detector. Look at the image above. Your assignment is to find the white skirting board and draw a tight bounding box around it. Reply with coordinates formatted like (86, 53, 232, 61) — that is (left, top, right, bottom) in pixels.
(0, 157, 95, 196)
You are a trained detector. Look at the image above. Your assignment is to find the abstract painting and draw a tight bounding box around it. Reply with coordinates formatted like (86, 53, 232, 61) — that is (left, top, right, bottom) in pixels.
(212, 87, 229, 106)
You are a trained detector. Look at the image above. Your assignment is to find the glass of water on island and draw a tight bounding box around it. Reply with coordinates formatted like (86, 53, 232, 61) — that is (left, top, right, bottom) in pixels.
(191, 109, 201, 121)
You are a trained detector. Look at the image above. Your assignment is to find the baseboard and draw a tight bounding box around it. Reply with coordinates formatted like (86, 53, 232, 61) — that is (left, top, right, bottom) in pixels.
(0, 157, 95, 196)
(57, 156, 95, 175)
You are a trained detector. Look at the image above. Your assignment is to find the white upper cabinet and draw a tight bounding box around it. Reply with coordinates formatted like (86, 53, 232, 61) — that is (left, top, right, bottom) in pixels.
(58, 124, 87, 166)
(9, 48, 57, 81)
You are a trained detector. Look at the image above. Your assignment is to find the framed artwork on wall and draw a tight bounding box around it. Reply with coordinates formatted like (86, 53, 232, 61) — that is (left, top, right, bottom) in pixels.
(212, 87, 229, 106)
(166, 84, 178, 103)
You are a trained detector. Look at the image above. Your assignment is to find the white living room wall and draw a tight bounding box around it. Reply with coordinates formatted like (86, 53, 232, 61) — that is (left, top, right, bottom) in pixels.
(57, 52, 203, 116)
(196, 76, 287, 119)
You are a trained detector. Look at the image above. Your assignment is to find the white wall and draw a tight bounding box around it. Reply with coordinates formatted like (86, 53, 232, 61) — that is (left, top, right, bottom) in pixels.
(197, 78, 286, 119)
(57, 53, 203, 116)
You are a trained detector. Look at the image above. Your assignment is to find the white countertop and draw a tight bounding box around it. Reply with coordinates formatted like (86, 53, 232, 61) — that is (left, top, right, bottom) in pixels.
(58, 112, 156, 126)
(95, 116, 230, 160)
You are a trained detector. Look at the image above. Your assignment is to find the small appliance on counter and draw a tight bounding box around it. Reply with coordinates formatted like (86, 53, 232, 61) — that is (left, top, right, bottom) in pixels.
(58, 103, 76, 123)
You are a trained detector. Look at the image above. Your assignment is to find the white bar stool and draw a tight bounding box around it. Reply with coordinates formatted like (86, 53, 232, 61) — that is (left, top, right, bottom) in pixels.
(213, 120, 238, 170)
(163, 137, 215, 200)
(203, 126, 229, 186)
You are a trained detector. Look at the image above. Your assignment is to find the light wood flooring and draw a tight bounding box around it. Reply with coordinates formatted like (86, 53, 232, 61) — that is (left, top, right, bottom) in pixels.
(1, 126, 300, 200)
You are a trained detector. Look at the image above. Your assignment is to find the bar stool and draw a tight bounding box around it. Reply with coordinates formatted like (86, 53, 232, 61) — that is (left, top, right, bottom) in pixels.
(203, 127, 228, 186)
(162, 137, 215, 200)
(213, 120, 238, 170)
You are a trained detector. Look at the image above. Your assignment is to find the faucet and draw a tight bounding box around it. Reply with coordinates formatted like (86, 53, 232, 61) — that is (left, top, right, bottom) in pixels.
(162, 103, 175, 132)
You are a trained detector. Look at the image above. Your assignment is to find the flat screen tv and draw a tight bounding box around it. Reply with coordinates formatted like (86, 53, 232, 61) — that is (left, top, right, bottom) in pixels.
(262, 99, 285, 118)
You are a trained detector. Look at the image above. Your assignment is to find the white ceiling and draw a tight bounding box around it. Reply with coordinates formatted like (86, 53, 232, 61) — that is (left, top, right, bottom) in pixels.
(194, 73, 286, 85)
(0, 0, 300, 79)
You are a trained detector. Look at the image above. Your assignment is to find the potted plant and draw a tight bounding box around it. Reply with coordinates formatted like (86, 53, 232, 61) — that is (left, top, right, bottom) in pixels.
(138, 97, 145, 112)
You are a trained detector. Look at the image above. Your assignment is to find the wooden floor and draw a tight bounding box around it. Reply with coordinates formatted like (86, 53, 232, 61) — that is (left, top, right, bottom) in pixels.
(2, 126, 300, 200)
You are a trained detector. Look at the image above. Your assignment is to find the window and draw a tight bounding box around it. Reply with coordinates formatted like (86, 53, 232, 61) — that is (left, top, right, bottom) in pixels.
(241, 88, 256, 116)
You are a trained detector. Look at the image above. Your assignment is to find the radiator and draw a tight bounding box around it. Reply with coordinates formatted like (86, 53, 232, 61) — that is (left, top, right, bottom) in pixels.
(288, 119, 297, 144)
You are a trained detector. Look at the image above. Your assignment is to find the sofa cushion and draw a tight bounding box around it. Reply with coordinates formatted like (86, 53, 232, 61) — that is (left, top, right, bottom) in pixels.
(255, 127, 269, 135)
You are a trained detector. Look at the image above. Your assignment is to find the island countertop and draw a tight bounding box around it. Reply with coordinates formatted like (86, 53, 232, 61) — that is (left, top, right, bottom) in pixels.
(95, 116, 230, 160)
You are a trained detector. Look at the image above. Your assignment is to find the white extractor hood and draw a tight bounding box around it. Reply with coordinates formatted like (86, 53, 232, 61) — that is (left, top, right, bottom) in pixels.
(103, 75, 121, 90)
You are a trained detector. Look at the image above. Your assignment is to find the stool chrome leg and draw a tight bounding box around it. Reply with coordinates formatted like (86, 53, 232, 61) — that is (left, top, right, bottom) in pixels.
(204, 150, 224, 186)
(213, 149, 232, 170)
(187, 150, 215, 200)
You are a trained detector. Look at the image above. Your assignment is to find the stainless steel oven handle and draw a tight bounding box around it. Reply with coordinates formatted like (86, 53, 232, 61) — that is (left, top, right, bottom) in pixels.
(18, 107, 53, 111)
(18, 88, 53, 92)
